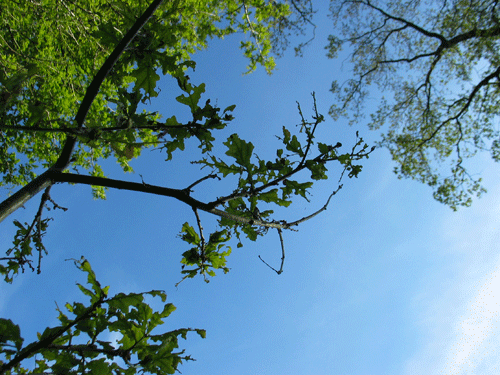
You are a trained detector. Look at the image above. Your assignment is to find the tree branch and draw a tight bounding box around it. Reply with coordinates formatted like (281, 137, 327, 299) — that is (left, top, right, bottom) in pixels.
(184, 173, 220, 193)
(49, 172, 288, 229)
(416, 65, 500, 148)
(192, 207, 206, 255)
(52, 172, 213, 211)
(0, 119, 204, 136)
(362, 0, 448, 43)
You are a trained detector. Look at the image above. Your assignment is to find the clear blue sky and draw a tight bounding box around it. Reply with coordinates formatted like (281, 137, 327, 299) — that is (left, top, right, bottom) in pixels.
(1, 3, 500, 375)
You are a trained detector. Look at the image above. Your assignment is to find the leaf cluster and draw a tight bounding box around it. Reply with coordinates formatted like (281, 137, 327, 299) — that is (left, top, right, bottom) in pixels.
(0, 258, 205, 375)
(178, 223, 232, 285)
(174, 95, 373, 280)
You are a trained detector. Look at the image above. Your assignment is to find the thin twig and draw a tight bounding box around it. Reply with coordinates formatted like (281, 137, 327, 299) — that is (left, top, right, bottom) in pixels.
(184, 173, 220, 193)
(287, 184, 343, 227)
(258, 228, 285, 275)
(192, 207, 206, 255)
(258, 255, 280, 274)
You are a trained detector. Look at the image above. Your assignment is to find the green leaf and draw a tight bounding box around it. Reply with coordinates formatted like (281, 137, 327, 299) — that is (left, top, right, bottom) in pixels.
(108, 293, 144, 314)
(286, 135, 303, 155)
(86, 358, 113, 374)
(306, 160, 328, 180)
(282, 180, 313, 200)
(242, 225, 258, 241)
(224, 134, 254, 170)
(181, 248, 200, 264)
(132, 64, 160, 99)
(0, 318, 24, 351)
(180, 222, 200, 245)
(147, 290, 167, 303)
(258, 189, 292, 207)
(76, 258, 105, 300)
(38, 326, 62, 341)
(176, 83, 206, 112)
(282, 127, 291, 144)
(318, 142, 331, 154)
(160, 303, 176, 318)
(77, 283, 95, 299)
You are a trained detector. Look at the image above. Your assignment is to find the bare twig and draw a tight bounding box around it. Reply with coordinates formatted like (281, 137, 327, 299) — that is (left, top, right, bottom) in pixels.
(258, 228, 285, 275)
(288, 184, 343, 227)
(184, 173, 220, 193)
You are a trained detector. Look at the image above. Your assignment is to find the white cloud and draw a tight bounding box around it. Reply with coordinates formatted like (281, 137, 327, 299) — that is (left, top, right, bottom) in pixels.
(441, 267, 500, 374)
(404, 176, 500, 375)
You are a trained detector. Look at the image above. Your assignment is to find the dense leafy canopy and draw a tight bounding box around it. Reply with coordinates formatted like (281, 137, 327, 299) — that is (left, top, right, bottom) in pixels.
(327, 0, 500, 209)
(0, 0, 314, 197)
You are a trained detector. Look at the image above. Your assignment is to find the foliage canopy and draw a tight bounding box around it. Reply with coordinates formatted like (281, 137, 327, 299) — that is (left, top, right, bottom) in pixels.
(327, 0, 500, 209)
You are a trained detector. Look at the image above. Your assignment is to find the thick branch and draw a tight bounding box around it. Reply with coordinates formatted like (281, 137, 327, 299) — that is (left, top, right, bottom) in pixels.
(50, 172, 286, 229)
(0, 170, 54, 224)
(52, 172, 213, 211)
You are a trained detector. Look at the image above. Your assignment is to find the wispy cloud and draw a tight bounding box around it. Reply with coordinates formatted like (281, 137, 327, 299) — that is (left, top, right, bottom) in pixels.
(442, 266, 500, 374)
(404, 178, 500, 375)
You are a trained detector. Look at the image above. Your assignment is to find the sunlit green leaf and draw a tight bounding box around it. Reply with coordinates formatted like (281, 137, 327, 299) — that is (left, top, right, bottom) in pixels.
(224, 134, 254, 170)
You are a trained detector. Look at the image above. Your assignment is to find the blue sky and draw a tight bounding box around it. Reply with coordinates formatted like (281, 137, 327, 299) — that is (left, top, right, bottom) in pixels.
(2, 2, 500, 375)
